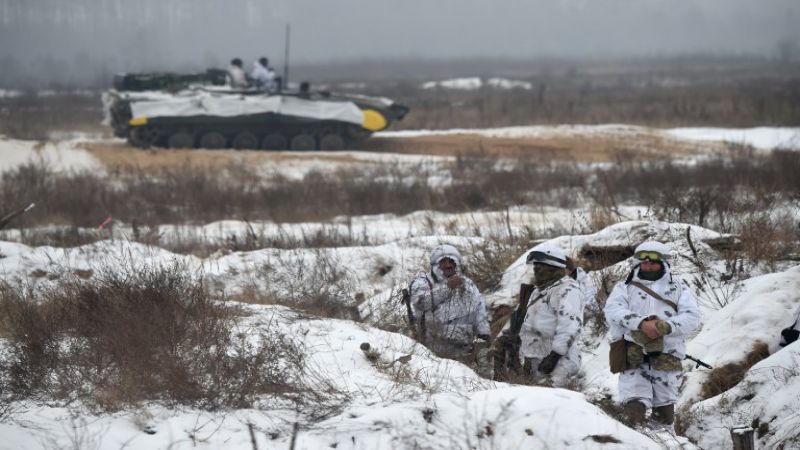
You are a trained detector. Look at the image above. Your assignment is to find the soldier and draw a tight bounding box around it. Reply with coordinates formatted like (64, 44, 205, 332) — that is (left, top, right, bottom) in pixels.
(604, 241, 701, 427)
(250, 57, 275, 92)
(226, 58, 249, 88)
(519, 243, 585, 387)
(409, 245, 490, 365)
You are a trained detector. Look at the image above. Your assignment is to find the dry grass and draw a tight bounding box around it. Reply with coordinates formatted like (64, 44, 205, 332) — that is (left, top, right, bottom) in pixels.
(698, 340, 771, 400)
(81, 129, 716, 168)
(81, 142, 372, 172)
(238, 250, 362, 322)
(362, 131, 719, 162)
(0, 265, 317, 411)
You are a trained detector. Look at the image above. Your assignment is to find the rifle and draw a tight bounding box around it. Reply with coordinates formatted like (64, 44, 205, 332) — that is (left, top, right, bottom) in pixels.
(685, 354, 713, 369)
(401, 288, 417, 339)
(0, 203, 35, 230)
(494, 283, 535, 377)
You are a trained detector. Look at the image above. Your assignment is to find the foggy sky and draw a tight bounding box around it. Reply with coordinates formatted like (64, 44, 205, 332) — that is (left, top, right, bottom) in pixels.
(1, 0, 798, 85)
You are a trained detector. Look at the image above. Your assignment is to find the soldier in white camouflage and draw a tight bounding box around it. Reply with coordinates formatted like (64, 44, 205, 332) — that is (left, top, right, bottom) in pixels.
(409, 245, 491, 366)
(519, 243, 585, 387)
(604, 241, 701, 427)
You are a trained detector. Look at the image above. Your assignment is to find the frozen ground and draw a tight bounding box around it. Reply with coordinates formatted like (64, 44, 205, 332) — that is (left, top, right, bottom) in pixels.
(2, 125, 799, 175)
(1, 129, 799, 449)
(379, 125, 800, 151)
(1, 213, 799, 449)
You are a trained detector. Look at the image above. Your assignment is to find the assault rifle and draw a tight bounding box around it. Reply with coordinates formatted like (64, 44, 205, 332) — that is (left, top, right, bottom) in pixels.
(494, 283, 535, 378)
(685, 354, 713, 369)
(0, 203, 35, 230)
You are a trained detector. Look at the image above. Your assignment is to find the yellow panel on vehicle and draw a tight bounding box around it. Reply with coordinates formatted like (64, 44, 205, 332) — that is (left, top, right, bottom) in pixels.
(362, 109, 388, 131)
(129, 116, 148, 126)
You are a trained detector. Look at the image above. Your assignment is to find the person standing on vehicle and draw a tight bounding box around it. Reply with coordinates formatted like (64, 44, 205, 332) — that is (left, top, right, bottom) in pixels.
(408, 245, 491, 363)
(604, 241, 701, 427)
(519, 243, 585, 387)
(226, 58, 249, 88)
(250, 57, 275, 92)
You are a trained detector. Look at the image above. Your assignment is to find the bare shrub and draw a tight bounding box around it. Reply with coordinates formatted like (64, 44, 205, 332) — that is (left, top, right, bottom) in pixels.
(0, 265, 312, 411)
(250, 250, 361, 321)
(737, 212, 800, 267)
(698, 341, 771, 400)
(465, 233, 536, 293)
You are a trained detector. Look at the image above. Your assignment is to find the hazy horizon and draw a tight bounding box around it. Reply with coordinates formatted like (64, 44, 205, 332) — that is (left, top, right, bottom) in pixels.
(2, 0, 799, 86)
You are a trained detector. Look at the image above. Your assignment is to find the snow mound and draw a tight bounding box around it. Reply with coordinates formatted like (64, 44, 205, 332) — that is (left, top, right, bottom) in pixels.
(680, 265, 800, 405)
(683, 341, 800, 449)
(283, 386, 663, 450)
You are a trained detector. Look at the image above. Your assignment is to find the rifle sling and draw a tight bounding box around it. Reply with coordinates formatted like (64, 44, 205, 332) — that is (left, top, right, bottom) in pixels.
(629, 281, 678, 312)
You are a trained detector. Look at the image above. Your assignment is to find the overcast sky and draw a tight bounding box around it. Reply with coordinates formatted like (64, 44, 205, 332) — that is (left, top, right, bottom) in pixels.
(1, 0, 798, 84)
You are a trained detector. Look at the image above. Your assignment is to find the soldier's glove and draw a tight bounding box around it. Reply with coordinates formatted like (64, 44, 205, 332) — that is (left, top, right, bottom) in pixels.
(537, 351, 562, 375)
(655, 320, 672, 335)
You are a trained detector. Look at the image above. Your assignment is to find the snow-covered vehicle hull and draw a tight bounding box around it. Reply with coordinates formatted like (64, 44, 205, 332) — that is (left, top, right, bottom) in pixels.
(102, 81, 409, 151)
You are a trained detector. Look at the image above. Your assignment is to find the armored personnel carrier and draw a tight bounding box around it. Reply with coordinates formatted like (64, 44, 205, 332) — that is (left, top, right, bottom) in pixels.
(102, 71, 409, 151)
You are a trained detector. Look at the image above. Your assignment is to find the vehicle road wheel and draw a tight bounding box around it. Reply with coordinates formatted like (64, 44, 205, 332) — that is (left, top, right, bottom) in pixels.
(232, 132, 258, 150)
(319, 133, 345, 151)
(345, 124, 372, 141)
(167, 132, 194, 149)
(129, 126, 161, 148)
(290, 133, 317, 151)
(261, 133, 289, 150)
(199, 132, 227, 149)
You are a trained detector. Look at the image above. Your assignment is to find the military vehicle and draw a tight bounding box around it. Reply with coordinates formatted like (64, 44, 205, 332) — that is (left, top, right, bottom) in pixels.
(102, 71, 409, 151)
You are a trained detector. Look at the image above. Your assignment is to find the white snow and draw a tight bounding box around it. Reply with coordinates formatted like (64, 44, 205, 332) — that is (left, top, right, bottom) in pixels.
(486, 77, 533, 90)
(2, 124, 798, 177)
(5, 213, 799, 449)
(2, 129, 800, 448)
(378, 124, 800, 150)
(682, 340, 800, 449)
(666, 127, 800, 151)
(421, 77, 483, 90)
(421, 77, 534, 90)
(0, 137, 104, 173)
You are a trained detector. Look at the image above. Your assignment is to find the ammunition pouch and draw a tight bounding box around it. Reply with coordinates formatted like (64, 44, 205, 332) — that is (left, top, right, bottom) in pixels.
(649, 353, 683, 371)
(624, 341, 682, 372)
(609, 339, 628, 374)
(626, 341, 645, 368)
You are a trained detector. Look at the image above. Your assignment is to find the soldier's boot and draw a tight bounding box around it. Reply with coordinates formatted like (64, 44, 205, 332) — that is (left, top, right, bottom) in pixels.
(652, 404, 675, 426)
(623, 401, 647, 426)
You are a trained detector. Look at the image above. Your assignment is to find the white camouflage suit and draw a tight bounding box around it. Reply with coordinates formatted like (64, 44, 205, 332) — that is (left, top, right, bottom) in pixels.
(519, 276, 585, 386)
(410, 246, 490, 359)
(573, 267, 598, 312)
(604, 264, 701, 409)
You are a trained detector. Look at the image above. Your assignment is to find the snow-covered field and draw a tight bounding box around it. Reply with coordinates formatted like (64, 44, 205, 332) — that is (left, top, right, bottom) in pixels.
(3, 125, 799, 175)
(1, 129, 799, 449)
(379, 125, 800, 152)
